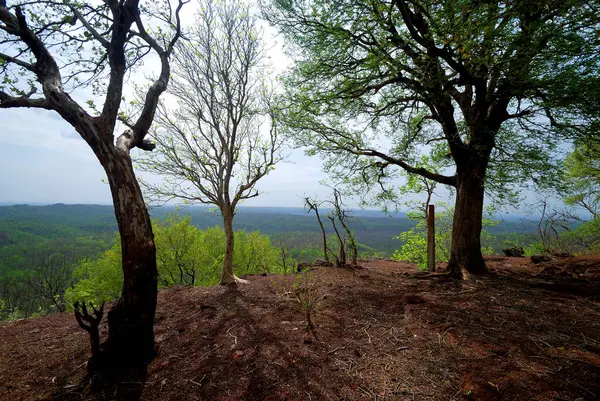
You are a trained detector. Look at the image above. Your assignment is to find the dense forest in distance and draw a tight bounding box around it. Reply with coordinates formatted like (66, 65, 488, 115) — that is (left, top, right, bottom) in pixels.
(0, 203, 540, 278)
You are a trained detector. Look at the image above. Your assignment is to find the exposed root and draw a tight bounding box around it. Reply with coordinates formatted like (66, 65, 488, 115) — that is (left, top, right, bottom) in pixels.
(219, 274, 248, 285)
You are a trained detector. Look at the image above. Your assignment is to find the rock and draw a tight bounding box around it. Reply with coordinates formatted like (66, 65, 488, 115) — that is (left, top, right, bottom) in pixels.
(503, 246, 525, 257)
(531, 254, 552, 264)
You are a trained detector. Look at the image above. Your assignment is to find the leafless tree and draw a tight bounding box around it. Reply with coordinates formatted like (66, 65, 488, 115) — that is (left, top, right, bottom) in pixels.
(137, 0, 282, 285)
(0, 0, 187, 370)
(304, 197, 330, 263)
(275, 238, 295, 274)
(305, 189, 358, 267)
(530, 198, 572, 254)
(26, 251, 73, 313)
(331, 189, 358, 266)
(0, 276, 37, 319)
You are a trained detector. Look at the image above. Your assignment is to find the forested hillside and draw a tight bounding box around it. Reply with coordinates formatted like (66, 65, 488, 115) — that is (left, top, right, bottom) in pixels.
(0, 203, 540, 277)
(1, 0, 599, 397)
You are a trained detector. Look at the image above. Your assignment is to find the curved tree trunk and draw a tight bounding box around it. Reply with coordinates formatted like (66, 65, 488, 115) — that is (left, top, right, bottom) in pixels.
(447, 165, 488, 279)
(219, 207, 246, 285)
(100, 149, 158, 369)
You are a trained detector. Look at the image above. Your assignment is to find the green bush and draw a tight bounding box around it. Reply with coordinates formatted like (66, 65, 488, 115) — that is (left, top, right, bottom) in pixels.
(65, 244, 122, 306)
(66, 216, 296, 305)
(392, 207, 497, 270)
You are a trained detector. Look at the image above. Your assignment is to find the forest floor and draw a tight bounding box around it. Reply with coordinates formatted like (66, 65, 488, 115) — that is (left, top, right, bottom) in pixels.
(1, 256, 599, 401)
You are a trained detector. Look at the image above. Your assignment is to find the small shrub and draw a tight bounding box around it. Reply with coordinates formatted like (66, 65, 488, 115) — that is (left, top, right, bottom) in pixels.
(292, 268, 322, 339)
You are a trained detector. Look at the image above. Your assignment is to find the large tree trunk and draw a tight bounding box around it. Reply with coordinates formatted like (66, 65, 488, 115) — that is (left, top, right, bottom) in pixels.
(100, 150, 158, 369)
(447, 164, 489, 279)
(219, 206, 246, 285)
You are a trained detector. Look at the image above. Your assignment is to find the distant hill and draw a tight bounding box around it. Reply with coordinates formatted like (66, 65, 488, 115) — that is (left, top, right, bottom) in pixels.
(0, 204, 540, 275)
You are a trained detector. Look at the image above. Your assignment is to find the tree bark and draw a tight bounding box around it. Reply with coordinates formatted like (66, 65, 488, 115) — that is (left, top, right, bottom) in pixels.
(427, 204, 435, 272)
(447, 165, 488, 279)
(100, 148, 158, 368)
(219, 206, 246, 285)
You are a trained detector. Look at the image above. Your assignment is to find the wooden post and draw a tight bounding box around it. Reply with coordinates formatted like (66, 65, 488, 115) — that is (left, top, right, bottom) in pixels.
(427, 204, 435, 272)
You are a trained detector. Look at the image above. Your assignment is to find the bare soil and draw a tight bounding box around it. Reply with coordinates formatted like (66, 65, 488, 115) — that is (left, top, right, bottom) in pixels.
(1, 256, 599, 401)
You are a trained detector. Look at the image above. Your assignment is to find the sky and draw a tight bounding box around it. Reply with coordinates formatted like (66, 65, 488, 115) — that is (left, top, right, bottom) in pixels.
(0, 2, 540, 213)
(0, 109, 333, 207)
(0, 3, 346, 209)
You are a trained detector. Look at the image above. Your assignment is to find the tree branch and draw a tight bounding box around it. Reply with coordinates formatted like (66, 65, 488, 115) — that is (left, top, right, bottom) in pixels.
(0, 88, 50, 109)
(69, 4, 110, 48)
(354, 147, 456, 187)
(0, 51, 35, 71)
(128, 0, 187, 150)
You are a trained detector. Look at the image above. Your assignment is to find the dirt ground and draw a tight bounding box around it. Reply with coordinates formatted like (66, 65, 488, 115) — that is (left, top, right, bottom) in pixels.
(1, 256, 599, 401)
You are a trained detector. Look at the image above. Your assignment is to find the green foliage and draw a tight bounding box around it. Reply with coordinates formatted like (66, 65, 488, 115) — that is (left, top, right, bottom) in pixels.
(154, 214, 204, 286)
(523, 241, 546, 257)
(65, 243, 123, 306)
(567, 219, 600, 254)
(265, 0, 599, 233)
(392, 208, 497, 269)
(0, 204, 116, 277)
(64, 217, 295, 306)
(563, 141, 600, 219)
(235, 230, 289, 275)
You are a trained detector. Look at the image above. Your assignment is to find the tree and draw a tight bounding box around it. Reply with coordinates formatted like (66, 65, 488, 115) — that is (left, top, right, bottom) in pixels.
(26, 250, 73, 313)
(66, 243, 123, 307)
(66, 223, 289, 296)
(137, 0, 282, 284)
(563, 141, 600, 219)
(0, 0, 186, 368)
(154, 214, 203, 286)
(264, 0, 600, 278)
(304, 189, 358, 266)
(304, 197, 331, 263)
(330, 188, 358, 266)
(393, 206, 497, 270)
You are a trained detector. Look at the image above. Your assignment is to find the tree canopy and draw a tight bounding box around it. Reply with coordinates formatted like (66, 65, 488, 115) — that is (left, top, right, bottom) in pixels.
(265, 0, 600, 277)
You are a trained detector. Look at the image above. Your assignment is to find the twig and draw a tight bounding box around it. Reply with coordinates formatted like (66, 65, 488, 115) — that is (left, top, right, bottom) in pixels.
(199, 344, 222, 360)
(363, 324, 372, 344)
(227, 324, 239, 345)
(568, 328, 600, 346)
(187, 374, 207, 388)
(328, 340, 354, 355)
(357, 384, 377, 397)
(568, 380, 597, 398)
(529, 335, 553, 349)
(67, 361, 87, 376)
